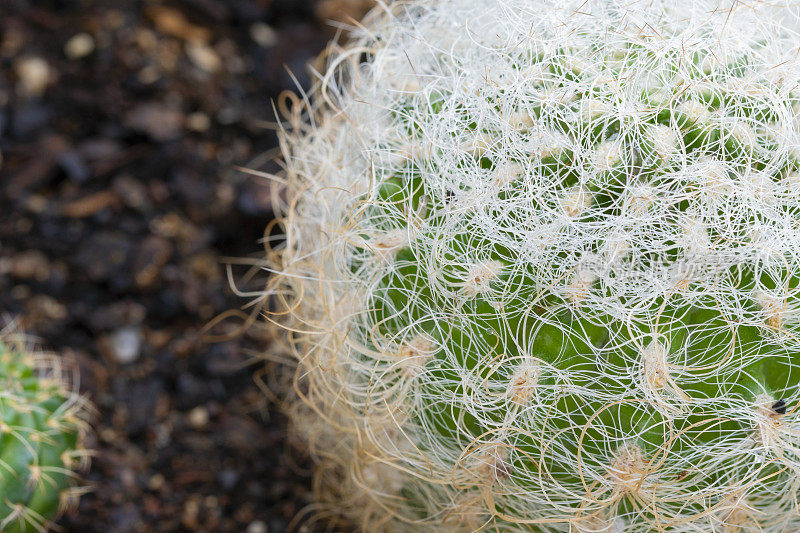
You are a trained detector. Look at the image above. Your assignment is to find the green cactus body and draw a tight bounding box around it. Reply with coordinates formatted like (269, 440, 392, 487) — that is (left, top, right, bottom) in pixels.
(272, 0, 800, 530)
(0, 340, 88, 533)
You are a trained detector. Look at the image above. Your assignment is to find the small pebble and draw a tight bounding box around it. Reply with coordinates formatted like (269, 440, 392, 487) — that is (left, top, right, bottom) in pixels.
(186, 112, 211, 132)
(138, 65, 161, 85)
(188, 406, 209, 428)
(218, 469, 240, 491)
(58, 150, 90, 182)
(9, 250, 50, 281)
(250, 23, 278, 47)
(247, 520, 268, 533)
(65, 33, 95, 60)
(15, 57, 50, 98)
(148, 474, 166, 491)
(186, 42, 221, 73)
(112, 174, 150, 210)
(109, 326, 142, 364)
(125, 103, 184, 141)
(216, 106, 240, 125)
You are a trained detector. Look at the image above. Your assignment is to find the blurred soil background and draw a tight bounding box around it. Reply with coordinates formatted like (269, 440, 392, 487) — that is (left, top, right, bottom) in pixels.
(0, 0, 372, 531)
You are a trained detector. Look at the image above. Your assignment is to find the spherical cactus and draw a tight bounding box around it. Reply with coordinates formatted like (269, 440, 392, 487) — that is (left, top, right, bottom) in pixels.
(267, 0, 800, 530)
(0, 336, 90, 532)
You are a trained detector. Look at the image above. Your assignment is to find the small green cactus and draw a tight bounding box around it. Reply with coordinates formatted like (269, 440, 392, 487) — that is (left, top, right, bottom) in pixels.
(268, 0, 800, 530)
(0, 336, 90, 533)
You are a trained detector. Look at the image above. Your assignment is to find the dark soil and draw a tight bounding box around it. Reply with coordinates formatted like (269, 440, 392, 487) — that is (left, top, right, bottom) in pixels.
(0, 1, 370, 531)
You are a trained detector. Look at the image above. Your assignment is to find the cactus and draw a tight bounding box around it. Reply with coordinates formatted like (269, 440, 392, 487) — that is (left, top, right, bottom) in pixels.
(0, 336, 90, 532)
(268, 0, 800, 530)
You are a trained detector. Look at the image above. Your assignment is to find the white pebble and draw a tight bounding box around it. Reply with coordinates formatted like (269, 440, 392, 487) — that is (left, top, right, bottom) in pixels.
(109, 327, 142, 364)
(65, 33, 95, 60)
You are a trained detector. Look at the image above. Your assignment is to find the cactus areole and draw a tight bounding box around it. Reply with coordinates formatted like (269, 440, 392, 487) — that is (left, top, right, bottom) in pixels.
(269, 0, 800, 530)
